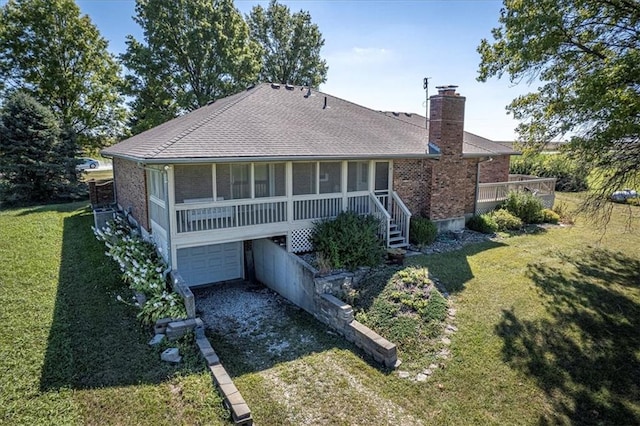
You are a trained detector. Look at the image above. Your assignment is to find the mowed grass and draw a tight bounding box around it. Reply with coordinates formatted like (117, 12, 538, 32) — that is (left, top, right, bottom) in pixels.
(216, 193, 640, 425)
(0, 203, 229, 425)
(1, 194, 639, 425)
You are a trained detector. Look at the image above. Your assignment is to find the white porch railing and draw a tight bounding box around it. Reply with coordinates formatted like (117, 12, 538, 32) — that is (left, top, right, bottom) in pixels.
(175, 199, 288, 233)
(390, 192, 411, 243)
(476, 175, 557, 214)
(174, 192, 401, 247)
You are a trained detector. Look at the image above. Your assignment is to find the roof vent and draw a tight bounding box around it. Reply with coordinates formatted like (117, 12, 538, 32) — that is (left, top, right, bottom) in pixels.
(285, 84, 294, 90)
(246, 84, 256, 91)
(206, 100, 215, 105)
(271, 83, 281, 89)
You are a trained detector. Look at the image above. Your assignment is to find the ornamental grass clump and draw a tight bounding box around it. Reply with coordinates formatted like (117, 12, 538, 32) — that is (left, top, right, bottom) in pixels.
(94, 214, 186, 325)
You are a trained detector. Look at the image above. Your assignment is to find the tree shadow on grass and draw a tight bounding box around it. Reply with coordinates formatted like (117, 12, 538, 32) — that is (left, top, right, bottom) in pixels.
(496, 248, 640, 425)
(39, 209, 205, 391)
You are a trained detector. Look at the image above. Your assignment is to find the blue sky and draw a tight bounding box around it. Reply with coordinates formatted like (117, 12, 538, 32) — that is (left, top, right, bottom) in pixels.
(75, 1, 531, 140)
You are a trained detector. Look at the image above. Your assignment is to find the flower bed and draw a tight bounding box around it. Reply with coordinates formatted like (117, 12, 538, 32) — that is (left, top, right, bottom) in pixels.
(93, 214, 187, 325)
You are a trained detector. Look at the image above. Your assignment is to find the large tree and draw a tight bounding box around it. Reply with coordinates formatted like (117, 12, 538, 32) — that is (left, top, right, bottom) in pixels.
(0, 92, 79, 204)
(122, 0, 261, 134)
(247, 0, 327, 87)
(0, 0, 126, 149)
(478, 0, 640, 215)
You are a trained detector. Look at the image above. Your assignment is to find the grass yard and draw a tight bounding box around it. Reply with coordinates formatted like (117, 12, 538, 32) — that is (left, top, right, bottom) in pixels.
(1, 194, 638, 425)
(0, 203, 229, 425)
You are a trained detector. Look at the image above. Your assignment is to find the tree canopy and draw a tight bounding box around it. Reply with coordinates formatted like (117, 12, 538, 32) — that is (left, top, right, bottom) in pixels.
(0, 92, 81, 204)
(247, 0, 328, 87)
(122, 0, 262, 134)
(0, 0, 126, 149)
(478, 0, 640, 214)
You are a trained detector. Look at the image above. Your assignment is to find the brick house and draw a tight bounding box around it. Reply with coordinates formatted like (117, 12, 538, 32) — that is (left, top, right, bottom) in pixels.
(102, 83, 518, 287)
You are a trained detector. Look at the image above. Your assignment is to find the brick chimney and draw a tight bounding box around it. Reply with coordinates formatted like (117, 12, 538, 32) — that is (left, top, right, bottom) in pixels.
(425, 85, 468, 224)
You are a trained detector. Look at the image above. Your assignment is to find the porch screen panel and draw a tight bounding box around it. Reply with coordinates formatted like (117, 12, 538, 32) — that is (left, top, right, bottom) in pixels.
(216, 164, 250, 200)
(319, 162, 342, 194)
(292, 162, 317, 195)
(347, 161, 369, 192)
(174, 165, 213, 203)
(255, 163, 285, 198)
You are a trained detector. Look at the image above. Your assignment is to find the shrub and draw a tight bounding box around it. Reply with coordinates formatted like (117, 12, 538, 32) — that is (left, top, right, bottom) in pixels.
(94, 214, 187, 325)
(553, 202, 575, 225)
(510, 153, 588, 192)
(489, 208, 523, 231)
(541, 208, 560, 224)
(466, 214, 498, 234)
(502, 191, 544, 223)
(311, 211, 384, 270)
(410, 216, 438, 246)
(389, 267, 448, 323)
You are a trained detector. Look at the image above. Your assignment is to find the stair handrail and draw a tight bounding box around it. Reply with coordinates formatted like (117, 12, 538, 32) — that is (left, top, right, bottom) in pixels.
(391, 191, 412, 244)
(368, 193, 391, 246)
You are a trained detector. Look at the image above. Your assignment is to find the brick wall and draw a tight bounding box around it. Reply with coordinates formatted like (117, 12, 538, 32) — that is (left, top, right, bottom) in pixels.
(479, 154, 510, 183)
(426, 88, 471, 220)
(392, 159, 430, 216)
(113, 157, 149, 231)
(464, 159, 479, 214)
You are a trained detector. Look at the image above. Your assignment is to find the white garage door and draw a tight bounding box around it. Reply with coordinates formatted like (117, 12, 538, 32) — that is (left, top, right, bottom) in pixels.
(177, 242, 243, 287)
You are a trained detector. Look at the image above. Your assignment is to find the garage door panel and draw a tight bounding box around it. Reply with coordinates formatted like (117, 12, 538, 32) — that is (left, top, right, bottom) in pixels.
(177, 242, 243, 287)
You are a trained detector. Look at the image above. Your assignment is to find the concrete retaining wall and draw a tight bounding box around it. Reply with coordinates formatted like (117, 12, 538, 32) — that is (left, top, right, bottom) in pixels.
(169, 271, 196, 319)
(253, 238, 317, 313)
(253, 238, 398, 368)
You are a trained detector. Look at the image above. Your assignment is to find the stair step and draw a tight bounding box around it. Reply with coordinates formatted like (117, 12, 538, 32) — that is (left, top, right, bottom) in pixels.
(389, 236, 405, 243)
(388, 242, 409, 249)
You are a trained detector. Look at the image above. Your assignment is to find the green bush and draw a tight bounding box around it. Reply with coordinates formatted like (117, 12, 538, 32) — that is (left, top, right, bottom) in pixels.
(311, 211, 384, 270)
(489, 208, 523, 231)
(410, 216, 438, 246)
(466, 214, 498, 234)
(510, 153, 588, 192)
(541, 208, 560, 224)
(502, 191, 544, 223)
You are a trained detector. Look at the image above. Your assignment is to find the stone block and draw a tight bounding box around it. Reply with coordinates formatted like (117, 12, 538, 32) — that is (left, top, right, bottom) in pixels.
(205, 353, 220, 366)
(148, 334, 165, 346)
(231, 402, 252, 422)
(210, 364, 232, 385)
(219, 382, 239, 398)
(161, 347, 181, 363)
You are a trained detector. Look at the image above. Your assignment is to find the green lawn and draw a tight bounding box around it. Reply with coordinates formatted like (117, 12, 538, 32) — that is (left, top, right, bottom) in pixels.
(1, 195, 638, 425)
(0, 203, 228, 425)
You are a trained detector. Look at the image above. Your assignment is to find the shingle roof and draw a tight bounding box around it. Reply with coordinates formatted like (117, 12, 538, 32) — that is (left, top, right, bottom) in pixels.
(382, 111, 520, 157)
(103, 83, 515, 163)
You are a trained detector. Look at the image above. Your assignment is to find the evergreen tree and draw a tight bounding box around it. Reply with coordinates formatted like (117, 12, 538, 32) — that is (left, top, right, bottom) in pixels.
(0, 92, 79, 204)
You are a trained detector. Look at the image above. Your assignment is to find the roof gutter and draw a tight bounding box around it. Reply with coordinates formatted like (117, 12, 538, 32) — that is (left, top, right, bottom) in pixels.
(101, 152, 442, 164)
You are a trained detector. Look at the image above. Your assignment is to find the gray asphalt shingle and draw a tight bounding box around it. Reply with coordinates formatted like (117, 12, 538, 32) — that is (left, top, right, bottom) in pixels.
(103, 83, 515, 162)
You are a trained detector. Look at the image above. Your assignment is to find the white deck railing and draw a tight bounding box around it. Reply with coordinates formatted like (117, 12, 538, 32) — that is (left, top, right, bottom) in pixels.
(476, 176, 557, 214)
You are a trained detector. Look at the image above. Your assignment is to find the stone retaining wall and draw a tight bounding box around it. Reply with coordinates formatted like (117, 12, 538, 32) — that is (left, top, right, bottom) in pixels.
(169, 271, 196, 319)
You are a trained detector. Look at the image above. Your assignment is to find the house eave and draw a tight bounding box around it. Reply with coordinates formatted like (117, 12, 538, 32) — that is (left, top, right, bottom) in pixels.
(102, 152, 442, 164)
